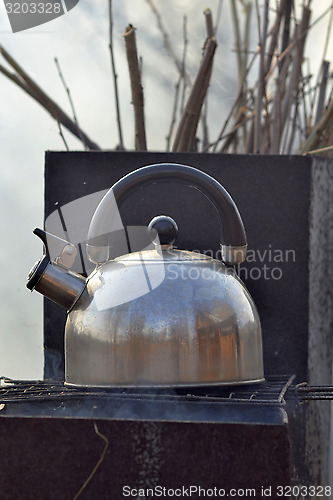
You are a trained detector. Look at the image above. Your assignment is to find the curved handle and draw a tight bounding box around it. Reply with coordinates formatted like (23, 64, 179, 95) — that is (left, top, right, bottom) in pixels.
(87, 163, 247, 264)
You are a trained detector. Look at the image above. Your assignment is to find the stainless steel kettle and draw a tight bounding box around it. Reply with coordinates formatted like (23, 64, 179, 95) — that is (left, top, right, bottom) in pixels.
(27, 163, 264, 387)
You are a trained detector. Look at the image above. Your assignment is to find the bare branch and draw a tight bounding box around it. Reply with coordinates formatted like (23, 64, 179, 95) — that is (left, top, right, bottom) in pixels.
(0, 45, 101, 150)
(212, 48, 259, 153)
(228, 0, 252, 151)
(321, 1, 333, 62)
(172, 38, 217, 152)
(108, 0, 124, 149)
(315, 61, 330, 125)
(286, 101, 300, 153)
(204, 8, 214, 38)
(279, 0, 293, 73)
(123, 25, 147, 151)
(264, 0, 288, 76)
(201, 8, 215, 148)
(230, 0, 243, 89)
(180, 15, 188, 115)
(306, 144, 333, 155)
(57, 122, 70, 151)
(201, 98, 210, 151)
(145, 0, 192, 86)
(254, 0, 269, 153)
(54, 56, 87, 150)
(166, 16, 187, 151)
(242, 1, 252, 81)
(0, 63, 44, 104)
(298, 97, 333, 154)
(281, 6, 311, 134)
(270, 77, 282, 153)
(166, 78, 182, 152)
(214, 0, 224, 36)
(264, 2, 331, 83)
(220, 107, 247, 153)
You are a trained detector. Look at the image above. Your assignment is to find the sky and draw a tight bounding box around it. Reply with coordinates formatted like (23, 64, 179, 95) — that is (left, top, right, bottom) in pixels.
(0, 0, 333, 379)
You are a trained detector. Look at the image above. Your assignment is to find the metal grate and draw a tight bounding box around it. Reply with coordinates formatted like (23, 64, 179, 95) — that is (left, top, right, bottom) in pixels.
(296, 382, 333, 401)
(0, 375, 295, 406)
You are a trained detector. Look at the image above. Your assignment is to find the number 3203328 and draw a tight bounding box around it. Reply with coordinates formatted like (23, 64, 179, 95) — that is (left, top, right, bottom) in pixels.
(5, 3, 62, 14)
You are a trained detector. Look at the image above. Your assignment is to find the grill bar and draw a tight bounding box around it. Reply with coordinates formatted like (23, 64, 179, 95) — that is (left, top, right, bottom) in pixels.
(0, 375, 295, 406)
(297, 383, 333, 401)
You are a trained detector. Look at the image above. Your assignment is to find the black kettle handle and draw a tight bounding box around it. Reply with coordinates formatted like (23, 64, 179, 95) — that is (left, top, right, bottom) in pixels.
(87, 163, 247, 265)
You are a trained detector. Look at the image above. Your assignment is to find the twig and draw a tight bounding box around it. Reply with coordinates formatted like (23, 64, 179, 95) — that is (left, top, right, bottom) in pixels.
(108, 0, 124, 150)
(244, 115, 255, 153)
(204, 7, 214, 38)
(0, 45, 101, 150)
(145, 0, 192, 86)
(201, 97, 209, 151)
(57, 122, 69, 151)
(286, 101, 300, 153)
(212, 48, 259, 153)
(172, 37, 217, 152)
(281, 6, 311, 135)
(201, 8, 215, 150)
(298, 97, 333, 154)
(298, 103, 308, 144)
(299, 71, 310, 139)
(228, 1, 252, 151)
(280, 108, 292, 153)
(0, 63, 45, 104)
(302, 60, 314, 129)
(139, 55, 143, 78)
(202, 111, 254, 152)
(264, 0, 288, 76)
(321, 1, 333, 63)
(262, 111, 272, 153)
(166, 80, 181, 151)
(214, 0, 223, 36)
(54, 57, 87, 150)
(166, 16, 187, 151)
(270, 38, 292, 152)
(242, 2, 252, 77)
(240, 1, 252, 146)
(315, 61, 330, 125)
(254, 0, 269, 153)
(72, 422, 109, 500)
(306, 144, 333, 155)
(254, 0, 262, 47)
(230, 0, 243, 90)
(180, 15, 188, 115)
(265, 2, 332, 83)
(123, 25, 147, 151)
(328, 83, 333, 106)
(279, 0, 293, 73)
(221, 107, 247, 153)
(270, 76, 281, 153)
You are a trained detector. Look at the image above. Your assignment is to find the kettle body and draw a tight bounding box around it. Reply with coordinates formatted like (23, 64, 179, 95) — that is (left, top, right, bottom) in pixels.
(65, 247, 263, 387)
(27, 163, 264, 387)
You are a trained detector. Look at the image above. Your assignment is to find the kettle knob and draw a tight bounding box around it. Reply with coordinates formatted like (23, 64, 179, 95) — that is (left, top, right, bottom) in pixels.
(148, 216, 178, 246)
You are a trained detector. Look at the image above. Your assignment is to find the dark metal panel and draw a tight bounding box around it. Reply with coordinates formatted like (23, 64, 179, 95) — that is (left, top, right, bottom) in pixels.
(43, 151, 312, 382)
(0, 416, 290, 500)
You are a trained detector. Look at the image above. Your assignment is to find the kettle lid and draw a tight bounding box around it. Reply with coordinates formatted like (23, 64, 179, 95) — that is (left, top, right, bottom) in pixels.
(117, 215, 215, 263)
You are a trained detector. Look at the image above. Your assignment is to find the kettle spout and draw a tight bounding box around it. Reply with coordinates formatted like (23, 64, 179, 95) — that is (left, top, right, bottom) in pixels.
(26, 229, 86, 311)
